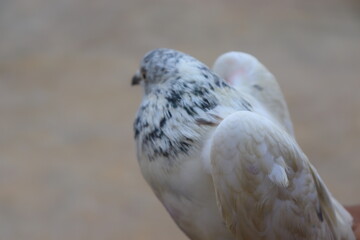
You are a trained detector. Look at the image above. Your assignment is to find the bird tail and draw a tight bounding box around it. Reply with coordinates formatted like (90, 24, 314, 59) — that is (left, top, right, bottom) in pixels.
(309, 164, 355, 240)
(332, 198, 355, 240)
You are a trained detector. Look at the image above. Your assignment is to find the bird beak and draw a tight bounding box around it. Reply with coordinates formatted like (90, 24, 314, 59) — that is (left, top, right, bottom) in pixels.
(131, 71, 142, 86)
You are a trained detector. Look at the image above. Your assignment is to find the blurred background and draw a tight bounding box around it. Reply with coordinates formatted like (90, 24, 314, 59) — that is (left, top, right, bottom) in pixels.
(0, 0, 360, 239)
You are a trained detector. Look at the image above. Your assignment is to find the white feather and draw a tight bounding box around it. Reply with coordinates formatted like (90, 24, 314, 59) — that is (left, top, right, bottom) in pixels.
(209, 111, 354, 240)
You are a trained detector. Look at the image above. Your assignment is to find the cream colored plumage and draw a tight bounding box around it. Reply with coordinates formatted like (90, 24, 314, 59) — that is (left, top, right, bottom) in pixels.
(209, 111, 351, 239)
(132, 49, 355, 240)
(210, 52, 354, 240)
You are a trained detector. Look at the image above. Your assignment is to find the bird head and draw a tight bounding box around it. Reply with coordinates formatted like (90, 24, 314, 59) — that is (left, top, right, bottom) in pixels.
(131, 48, 213, 94)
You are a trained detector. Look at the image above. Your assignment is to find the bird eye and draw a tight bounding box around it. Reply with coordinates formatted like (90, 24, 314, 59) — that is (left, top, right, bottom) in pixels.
(141, 68, 147, 79)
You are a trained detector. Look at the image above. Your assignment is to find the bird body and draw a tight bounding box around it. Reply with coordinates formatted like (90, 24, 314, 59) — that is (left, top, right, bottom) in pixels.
(132, 48, 355, 240)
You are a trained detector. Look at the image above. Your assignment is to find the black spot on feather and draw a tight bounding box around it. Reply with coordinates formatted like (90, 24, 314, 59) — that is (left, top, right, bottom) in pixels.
(183, 106, 197, 116)
(192, 86, 209, 97)
(145, 128, 164, 142)
(179, 141, 191, 153)
(165, 90, 182, 108)
(241, 99, 253, 111)
(214, 77, 221, 87)
(207, 83, 214, 91)
(253, 84, 263, 91)
(159, 117, 167, 128)
(316, 206, 324, 222)
(134, 117, 141, 138)
(198, 98, 216, 110)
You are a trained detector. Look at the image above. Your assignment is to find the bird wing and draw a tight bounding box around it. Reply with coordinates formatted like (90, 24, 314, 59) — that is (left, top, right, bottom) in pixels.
(213, 52, 294, 136)
(208, 111, 354, 240)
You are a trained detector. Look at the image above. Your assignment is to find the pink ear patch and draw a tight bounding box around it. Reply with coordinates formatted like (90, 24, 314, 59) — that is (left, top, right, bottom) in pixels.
(227, 68, 248, 87)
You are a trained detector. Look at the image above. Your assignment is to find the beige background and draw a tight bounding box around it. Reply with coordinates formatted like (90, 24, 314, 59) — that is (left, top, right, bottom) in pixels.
(1, 0, 360, 239)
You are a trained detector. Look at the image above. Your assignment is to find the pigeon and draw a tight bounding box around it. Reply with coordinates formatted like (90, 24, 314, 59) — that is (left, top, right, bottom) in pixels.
(132, 48, 355, 240)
